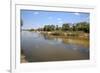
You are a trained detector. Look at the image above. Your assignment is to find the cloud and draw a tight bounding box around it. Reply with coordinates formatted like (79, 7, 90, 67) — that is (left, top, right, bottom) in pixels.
(58, 21, 63, 24)
(33, 12, 39, 15)
(74, 13, 80, 16)
(57, 18, 62, 20)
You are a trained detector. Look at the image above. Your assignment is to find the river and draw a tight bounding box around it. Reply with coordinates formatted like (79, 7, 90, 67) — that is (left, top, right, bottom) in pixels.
(21, 31, 89, 62)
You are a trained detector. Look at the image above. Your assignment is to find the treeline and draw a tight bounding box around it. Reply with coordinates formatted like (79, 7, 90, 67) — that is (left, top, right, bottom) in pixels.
(36, 22, 89, 33)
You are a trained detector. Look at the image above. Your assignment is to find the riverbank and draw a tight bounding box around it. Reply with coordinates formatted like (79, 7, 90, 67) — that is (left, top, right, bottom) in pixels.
(21, 49, 27, 63)
(21, 54, 27, 63)
(40, 31, 89, 39)
(40, 31, 89, 47)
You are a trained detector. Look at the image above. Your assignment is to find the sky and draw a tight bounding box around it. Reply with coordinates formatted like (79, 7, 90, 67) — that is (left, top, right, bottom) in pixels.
(21, 10, 90, 29)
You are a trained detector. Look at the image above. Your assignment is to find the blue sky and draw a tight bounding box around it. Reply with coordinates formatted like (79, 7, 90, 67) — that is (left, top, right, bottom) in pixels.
(21, 10, 89, 29)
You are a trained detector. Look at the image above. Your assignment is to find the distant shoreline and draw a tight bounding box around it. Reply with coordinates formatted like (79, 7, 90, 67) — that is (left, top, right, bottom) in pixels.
(22, 30, 89, 39)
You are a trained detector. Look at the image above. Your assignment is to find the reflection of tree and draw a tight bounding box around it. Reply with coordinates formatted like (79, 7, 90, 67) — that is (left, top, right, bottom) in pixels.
(42, 34, 55, 40)
(42, 34, 50, 40)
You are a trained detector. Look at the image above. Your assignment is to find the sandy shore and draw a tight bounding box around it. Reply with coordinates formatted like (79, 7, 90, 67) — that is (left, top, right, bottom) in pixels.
(21, 54, 28, 63)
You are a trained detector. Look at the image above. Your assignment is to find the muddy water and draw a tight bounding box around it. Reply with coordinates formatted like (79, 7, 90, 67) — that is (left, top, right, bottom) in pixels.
(21, 31, 89, 62)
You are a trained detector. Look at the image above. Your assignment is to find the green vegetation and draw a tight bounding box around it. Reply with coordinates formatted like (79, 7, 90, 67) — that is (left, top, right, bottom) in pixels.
(62, 23, 70, 31)
(75, 22, 89, 33)
(50, 31, 65, 36)
(21, 21, 89, 33)
(43, 25, 55, 31)
(21, 21, 89, 38)
(34, 22, 89, 33)
(29, 29, 34, 31)
(42, 22, 89, 38)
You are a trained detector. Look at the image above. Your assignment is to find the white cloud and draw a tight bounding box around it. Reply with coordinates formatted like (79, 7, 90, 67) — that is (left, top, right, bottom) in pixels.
(74, 13, 80, 16)
(33, 12, 39, 14)
(57, 18, 62, 20)
(58, 21, 63, 24)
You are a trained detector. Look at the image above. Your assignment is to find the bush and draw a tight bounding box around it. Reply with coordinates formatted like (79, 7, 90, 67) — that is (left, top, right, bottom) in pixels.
(50, 31, 64, 36)
(67, 33, 78, 37)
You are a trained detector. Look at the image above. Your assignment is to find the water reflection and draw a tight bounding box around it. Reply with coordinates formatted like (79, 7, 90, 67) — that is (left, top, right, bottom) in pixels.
(21, 31, 89, 62)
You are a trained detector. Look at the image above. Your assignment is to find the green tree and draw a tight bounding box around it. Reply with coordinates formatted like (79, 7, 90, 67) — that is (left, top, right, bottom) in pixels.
(44, 25, 49, 31)
(50, 25, 55, 31)
(56, 25, 59, 30)
(62, 23, 70, 31)
(75, 22, 89, 33)
(43, 25, 55, 31)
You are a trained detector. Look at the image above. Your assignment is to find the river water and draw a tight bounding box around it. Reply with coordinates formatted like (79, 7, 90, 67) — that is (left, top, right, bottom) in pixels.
(21, 31, 89, 62)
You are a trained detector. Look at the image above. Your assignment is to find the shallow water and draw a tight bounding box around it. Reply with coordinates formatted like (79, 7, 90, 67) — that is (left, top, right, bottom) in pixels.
(21, 31, 89, 62)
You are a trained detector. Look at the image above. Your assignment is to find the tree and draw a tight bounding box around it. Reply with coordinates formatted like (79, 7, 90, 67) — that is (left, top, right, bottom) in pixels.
(75, 22, 89, 33)
(50, 25, 55, 31)
(29, 28, 34, 31)
(56, 25, 59, 30)
(43, 25, 55, 31)
(72, 25, 76, 31)
(44, 25, 49, 31)
(37, 28, 43, 31)
(62, 23, 70, 31)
